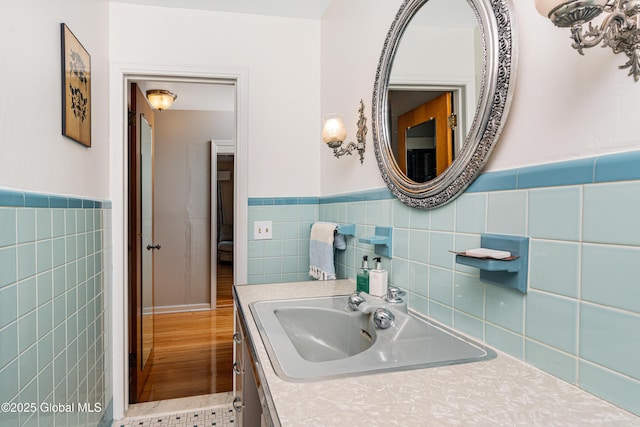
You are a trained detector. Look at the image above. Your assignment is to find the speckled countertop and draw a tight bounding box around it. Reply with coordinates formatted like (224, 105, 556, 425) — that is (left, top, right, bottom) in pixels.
(234, 280, 640, 426)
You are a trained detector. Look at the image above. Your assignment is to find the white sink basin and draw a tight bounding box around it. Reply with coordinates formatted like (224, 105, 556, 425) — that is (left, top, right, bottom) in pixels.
(250, 295, 496, 381)
(274, 306, 375, 362)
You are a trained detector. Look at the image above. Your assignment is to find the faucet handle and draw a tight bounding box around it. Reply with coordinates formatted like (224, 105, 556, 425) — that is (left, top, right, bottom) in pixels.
(385, 286, 406, 303)
(373, 308, 395, 329)
(348, 292, 366, 311)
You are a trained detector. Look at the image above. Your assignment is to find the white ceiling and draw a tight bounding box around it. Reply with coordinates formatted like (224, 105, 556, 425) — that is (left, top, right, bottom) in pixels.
(110, 0, 332, 19)
(135, 80, 235, 112)
(124, 0, 478, 111)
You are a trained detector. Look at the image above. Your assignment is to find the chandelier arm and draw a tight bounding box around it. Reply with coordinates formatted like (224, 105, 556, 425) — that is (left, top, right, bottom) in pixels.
(570, 10, 628, 52)
(333, 142, 357, 158)
(605, 0, 621, 11)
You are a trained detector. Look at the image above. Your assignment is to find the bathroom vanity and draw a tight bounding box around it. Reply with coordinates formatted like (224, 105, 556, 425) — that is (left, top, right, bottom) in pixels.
(233, 280, 640, 426)
(232, 308, 259, 425)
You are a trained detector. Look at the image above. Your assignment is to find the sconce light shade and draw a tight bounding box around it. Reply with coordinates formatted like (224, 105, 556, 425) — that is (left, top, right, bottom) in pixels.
(322, 100, 368, 164)
(535, 0, 606, 24)
(146, 89, 177, 111)
(534, 0, 564, 17)
(322, 114, 348, 148)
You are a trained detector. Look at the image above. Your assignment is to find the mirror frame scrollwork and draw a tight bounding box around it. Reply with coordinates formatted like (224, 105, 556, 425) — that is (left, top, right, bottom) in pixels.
(372, 0, 517, 208)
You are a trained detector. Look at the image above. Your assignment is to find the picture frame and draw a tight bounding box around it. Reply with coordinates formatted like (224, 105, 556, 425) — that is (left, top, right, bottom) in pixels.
(61, 23, 91, 147)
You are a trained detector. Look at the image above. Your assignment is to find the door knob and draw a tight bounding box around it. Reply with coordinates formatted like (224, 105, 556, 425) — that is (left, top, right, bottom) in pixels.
(146, 243, 161, 250)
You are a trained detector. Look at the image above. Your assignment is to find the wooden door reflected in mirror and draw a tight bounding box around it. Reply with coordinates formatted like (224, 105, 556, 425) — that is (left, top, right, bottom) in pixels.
(397, 92, 453, 182)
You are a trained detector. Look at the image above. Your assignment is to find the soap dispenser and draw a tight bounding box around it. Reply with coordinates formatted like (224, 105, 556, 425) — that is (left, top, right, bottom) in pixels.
(356, 255, 370, 293)
(369, 257, 388, 297)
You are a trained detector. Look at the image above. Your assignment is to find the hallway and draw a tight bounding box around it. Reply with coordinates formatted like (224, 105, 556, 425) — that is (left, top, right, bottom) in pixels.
(138, 263, 234, 402)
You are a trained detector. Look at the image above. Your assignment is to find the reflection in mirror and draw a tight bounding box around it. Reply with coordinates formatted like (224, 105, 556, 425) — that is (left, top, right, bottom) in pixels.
(372, 0, 516, 208)
(405, 117, 437, 182)
(392, 91, 454, 182)
(388, 0, 481, 183)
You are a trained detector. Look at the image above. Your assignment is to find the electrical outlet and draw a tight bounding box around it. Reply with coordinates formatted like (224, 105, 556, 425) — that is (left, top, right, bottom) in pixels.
(254, 221, 273, 240)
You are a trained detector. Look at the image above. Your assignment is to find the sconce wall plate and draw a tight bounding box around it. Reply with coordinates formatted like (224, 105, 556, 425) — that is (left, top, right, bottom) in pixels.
(323, 100, 368, 164)
(538, 0, 640, 81)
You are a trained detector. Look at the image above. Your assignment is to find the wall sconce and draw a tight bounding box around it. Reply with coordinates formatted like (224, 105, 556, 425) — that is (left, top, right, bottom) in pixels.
(146, 89, 177, 111)
(535, 0, 640, 81)
(322, 99, 368, 164)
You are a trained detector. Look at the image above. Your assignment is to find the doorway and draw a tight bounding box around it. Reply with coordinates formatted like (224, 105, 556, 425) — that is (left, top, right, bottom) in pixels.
(397, 92, 453, 180)
(127, 78, 237, 404)
(215, 152, 235, 307)
(388, 85, 469, 181)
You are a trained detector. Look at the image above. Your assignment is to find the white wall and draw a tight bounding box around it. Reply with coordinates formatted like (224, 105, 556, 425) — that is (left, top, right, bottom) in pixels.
(0, 0, 110, 199)
(489, 0, 640, 171)
(321, 0, 403, 195)
(109, 6, 322, 413)
(153, 110, 230, 308)
(392, 26, 477, 83)
(109, 3, 322, 197)
(320, 0, 640, 197)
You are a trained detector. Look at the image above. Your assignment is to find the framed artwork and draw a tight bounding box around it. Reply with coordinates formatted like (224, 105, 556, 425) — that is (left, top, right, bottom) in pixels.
(61, 23, 91, 147)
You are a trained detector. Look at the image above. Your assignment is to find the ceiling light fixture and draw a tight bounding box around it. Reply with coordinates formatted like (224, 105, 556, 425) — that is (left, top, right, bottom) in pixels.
(146, 89, 177, 111)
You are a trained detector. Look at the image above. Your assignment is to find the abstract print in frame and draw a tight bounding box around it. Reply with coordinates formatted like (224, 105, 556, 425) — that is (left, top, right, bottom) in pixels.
(61, 23, 91, 147)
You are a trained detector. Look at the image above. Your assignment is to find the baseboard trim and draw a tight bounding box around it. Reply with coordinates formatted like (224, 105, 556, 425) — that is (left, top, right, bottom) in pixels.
(153, 303, 212, 314)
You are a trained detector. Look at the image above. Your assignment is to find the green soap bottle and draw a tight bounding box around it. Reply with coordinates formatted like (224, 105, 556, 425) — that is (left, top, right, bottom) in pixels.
(356, 255, 370, 293)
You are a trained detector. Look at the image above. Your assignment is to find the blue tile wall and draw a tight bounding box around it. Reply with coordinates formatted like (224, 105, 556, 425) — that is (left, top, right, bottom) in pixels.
(247, 199, 319, 284)
(245, 151, 640, 416)
(0, 189, 112, 426)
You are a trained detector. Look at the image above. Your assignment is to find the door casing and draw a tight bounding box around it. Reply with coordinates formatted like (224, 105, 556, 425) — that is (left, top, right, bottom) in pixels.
(211, 140, 235, 309)
(127, 83, 157, 403)
(110, 65, 249, 419)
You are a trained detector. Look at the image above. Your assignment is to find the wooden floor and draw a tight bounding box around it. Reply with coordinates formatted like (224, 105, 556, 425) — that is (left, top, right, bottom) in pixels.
(138, 262, 235, 402)
(216, 262, 234, 307)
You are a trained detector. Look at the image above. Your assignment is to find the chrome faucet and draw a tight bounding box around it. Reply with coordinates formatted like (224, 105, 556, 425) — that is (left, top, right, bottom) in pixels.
(384, 286, 408, 313)
(347, 292, 366, 311)
(384, 286, 406, 303)
(348, 292, 378, 314)
(373, 308, 395, 329)
(348, 291, 397, 329)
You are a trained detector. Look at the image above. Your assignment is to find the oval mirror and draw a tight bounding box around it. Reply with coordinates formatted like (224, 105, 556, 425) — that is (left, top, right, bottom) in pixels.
(372, 0, 517, 208)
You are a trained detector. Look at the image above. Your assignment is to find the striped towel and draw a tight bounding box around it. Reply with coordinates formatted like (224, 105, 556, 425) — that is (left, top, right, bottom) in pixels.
(309, 222, 339, 280)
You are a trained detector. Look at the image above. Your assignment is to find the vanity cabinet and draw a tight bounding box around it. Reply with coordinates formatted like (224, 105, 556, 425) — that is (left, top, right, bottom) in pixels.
(233, 302, 278, 427)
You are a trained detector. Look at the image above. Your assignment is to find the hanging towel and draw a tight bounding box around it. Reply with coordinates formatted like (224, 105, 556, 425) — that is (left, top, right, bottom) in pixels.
(309, 222, 339, 280)
(334, 232, 347, 250)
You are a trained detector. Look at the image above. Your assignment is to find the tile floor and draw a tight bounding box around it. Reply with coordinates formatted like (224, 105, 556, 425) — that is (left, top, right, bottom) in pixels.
(113, 393, 235, 427)
(115, 406, 235, 427)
